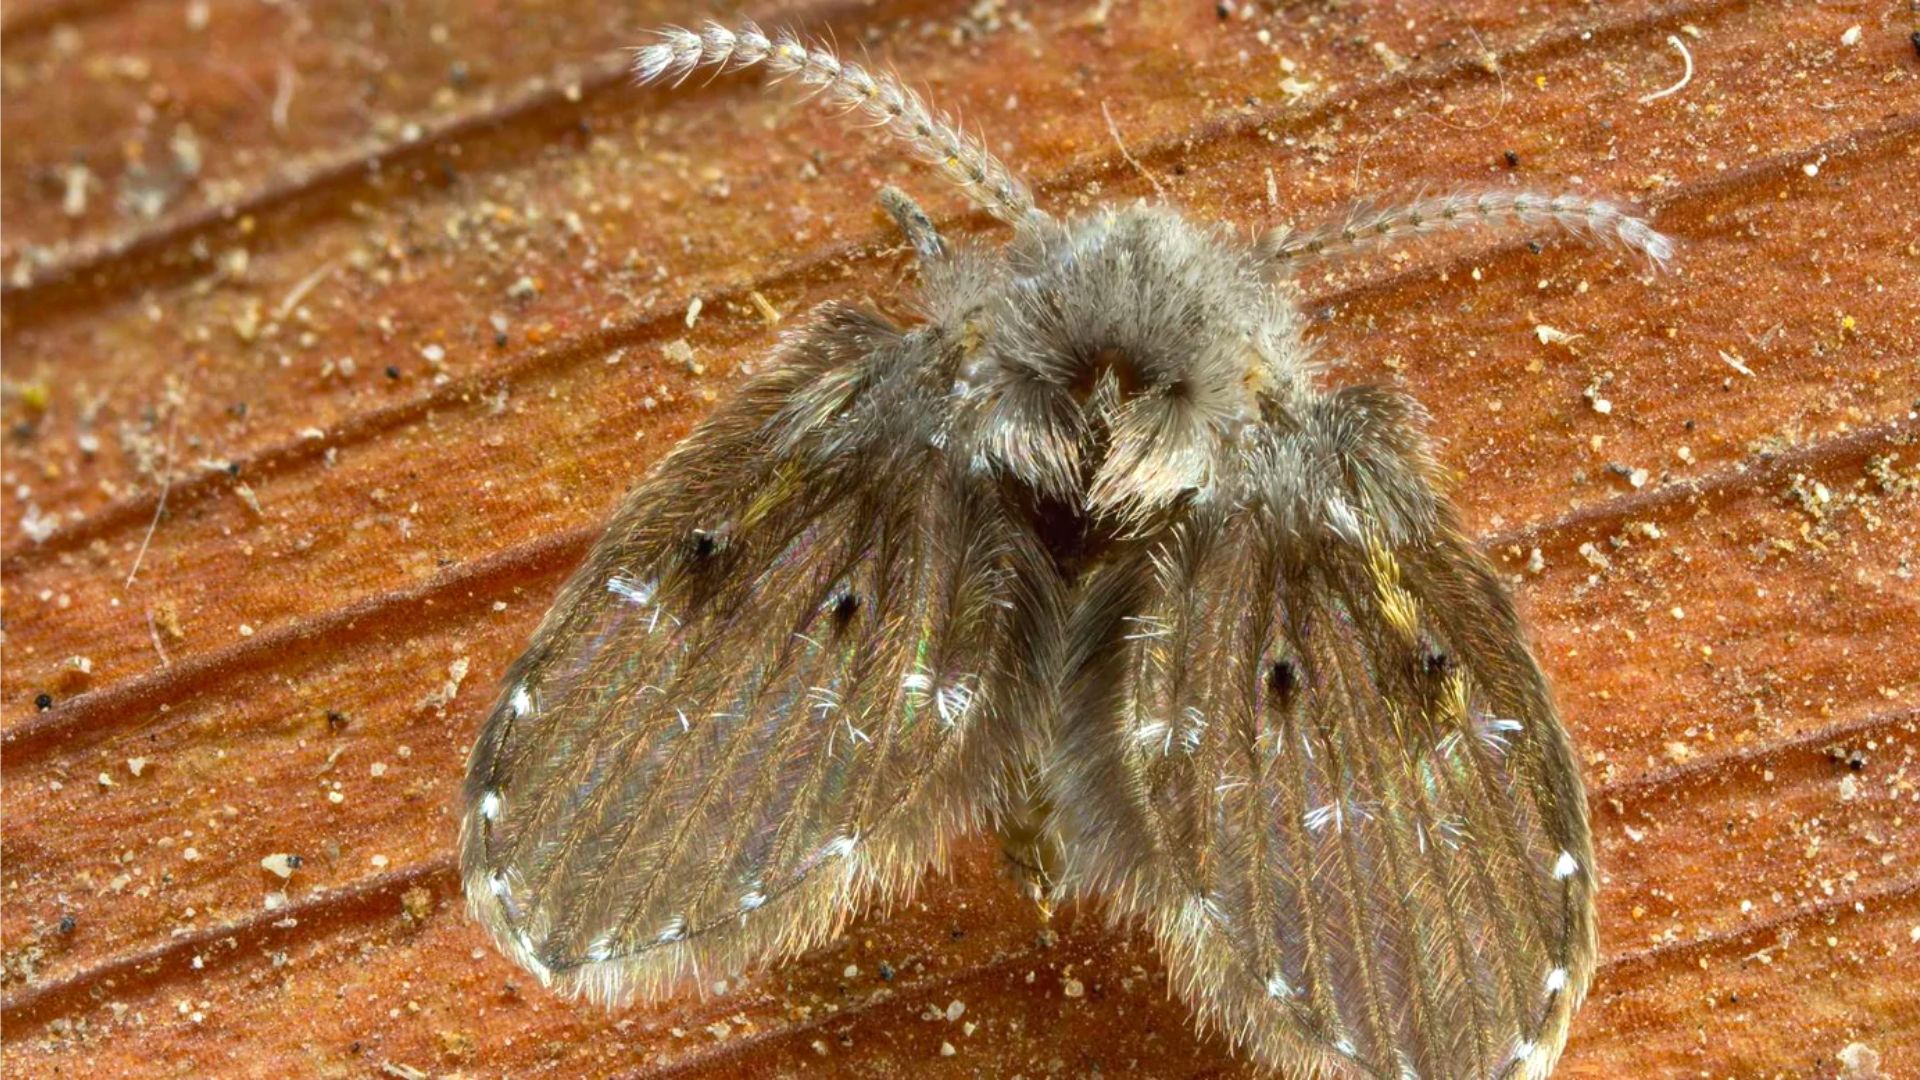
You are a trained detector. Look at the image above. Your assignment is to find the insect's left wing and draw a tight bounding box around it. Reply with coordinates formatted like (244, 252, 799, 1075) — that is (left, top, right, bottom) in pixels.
(459, 306, 1033, 1003)
(1057, 387, 1595, 1079)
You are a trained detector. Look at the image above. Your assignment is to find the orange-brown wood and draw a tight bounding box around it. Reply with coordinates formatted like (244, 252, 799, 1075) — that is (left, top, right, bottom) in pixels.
(4, 0, 1917, 1076)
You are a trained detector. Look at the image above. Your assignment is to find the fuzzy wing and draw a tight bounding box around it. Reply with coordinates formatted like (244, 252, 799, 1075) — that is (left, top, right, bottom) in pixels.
(1058, 387, 1594, 1079)
(459, 306, 1030, 1003)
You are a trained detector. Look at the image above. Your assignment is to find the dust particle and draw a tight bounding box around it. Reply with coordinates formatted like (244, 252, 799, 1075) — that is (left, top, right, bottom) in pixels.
(261, 853, 303, 879)
(436, 1030, 476, 1060)
(1837, 1042, 1881, 1079)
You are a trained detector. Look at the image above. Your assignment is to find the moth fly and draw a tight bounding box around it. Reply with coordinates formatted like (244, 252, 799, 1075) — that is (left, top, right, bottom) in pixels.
(461, 19, 1673, 1078)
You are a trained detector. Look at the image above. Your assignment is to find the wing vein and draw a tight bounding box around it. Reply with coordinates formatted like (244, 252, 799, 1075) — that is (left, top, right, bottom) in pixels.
(1304, 607, 1418, 1077)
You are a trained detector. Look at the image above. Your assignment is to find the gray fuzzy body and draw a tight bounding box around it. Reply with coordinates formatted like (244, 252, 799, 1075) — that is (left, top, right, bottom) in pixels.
(937, 208, 1311, 530)
(458, 21, 1673, 1080)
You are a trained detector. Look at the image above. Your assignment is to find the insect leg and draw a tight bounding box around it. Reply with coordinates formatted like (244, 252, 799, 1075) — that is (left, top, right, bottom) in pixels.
(878, 186, 948, 262)
(996, 766, 1064, 917)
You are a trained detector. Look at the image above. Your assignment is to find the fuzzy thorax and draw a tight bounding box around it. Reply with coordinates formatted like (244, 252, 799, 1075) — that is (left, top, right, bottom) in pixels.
(941, 206, 1313, 527)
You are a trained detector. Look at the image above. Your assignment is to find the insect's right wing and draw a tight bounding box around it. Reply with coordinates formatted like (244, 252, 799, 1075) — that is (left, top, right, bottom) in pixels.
(459, 306, 1039, 1004)
(1057, 387, 1595, 1079)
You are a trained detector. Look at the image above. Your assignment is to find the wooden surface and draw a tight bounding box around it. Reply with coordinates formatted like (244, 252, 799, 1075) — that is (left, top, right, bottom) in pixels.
(4, 0, 1917, 1076)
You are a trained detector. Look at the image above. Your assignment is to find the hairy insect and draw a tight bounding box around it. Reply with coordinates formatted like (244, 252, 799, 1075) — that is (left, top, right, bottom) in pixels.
(461, 20, 1674, 1079)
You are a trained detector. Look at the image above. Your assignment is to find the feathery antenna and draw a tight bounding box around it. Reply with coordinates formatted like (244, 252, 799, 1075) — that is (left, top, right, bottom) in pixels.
(1259, 189, 1674, 272)
(633, 22, 1045, 229)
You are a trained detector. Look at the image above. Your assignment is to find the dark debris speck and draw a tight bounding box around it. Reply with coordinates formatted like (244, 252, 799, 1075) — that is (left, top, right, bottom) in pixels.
(35, 692, 53, 711)
(832, 590, 861, 623)
(1266, 658, 1297, 697)
(1826, 745, 1869, 771)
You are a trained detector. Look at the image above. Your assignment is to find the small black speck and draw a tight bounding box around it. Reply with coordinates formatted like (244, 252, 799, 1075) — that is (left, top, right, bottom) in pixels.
(1528, 240, 1545, 255)
(495, 331, 510, 348)
(1422, 648, 1453, 677)
(1684, 419, 1696, 431)
(1825, 745, 1869, 772)
(1911, 30, 1920, 59)
(385, 365, 402, 380)
(1215, 0, 1232, 20)
(1504, 149, 1520, 168)
(1266, 658, 1297, 698)
(35, 692, 53, 711)
(688, 529, 719, 560)
(1172, 162, 1188, 177)
(950, 927, 966, 941)
(57, 914, 76, 935)
(831, 589, 861, 623)
(226, 462, 241, 477)
(349, 1041, 363, 1055)
(878, 962, 895, 982)
(326, 709, 350, 731)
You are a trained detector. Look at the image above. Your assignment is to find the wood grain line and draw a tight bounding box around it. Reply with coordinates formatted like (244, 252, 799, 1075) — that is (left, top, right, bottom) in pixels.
(1599, 871, 1920, 975)
(0, 0, 883, 318)
(0, 0, 1741, 325)
(0, 859, 450, 1031)
(5, 413, 1907, 763)
(1597, 705, 1919, 805)
(9, 808, 1910, 1051)
(618, 868, 1920, 1077)
(7, 105, 1911, 575)
(1, 525, 589, 758)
